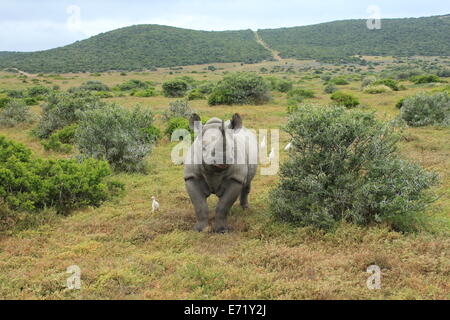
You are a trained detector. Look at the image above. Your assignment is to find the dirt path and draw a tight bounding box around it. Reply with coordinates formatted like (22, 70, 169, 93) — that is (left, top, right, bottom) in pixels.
(254, 31, 282, 61)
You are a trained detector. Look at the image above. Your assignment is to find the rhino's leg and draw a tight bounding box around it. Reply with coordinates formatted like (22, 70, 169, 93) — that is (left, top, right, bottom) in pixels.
(215, 180, 243, 233)
(186, 179, 210, 232)
(240, 184, 251, 210)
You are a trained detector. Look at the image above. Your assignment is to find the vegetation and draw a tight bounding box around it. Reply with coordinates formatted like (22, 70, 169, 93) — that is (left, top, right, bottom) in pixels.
(0, 136, 119, 213)
(400, 92, 450, 127)
(162, 100, 194, 122)
(0, 100, 35, 128)
(208, 72, 271, 105)
(330, 91, 360, 108)
(271, 105, 438, 231)
(411, 74, 445, 84)
(0, 25, 272, 73)
(76, 105, 159, 172)
(162, 79, 189, 98)
(259, 16, 450, 63)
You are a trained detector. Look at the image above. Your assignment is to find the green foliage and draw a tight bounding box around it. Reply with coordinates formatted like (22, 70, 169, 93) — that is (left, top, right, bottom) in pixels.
(41, 124, 78, 153)
(266, 77, 293, 93)
(76, 104, 158, 172)
(363, 85, 392, 94)
(258, 16, 450, 62)
(187, 89, 205, 101)
(34, 91, 106, 139)
(117, 79, 148, 91)
(0, 100, 35, 128)
(132, 88, 157, 97)
(395, 98, 405, 109)
(373, 79, 400, 91)
(164, 117, 191, 138)
(288, 88, 315, 100)
(411, 74, 445, 84)
(330, 91, 360, 108)
(324, 84, 338, 94)
(270, 105, 439, 232)
(329, 77, 350, 85)
(27, 86, 51, 98)
(79, 80, 110, 91)
(400, 92, 450, 127)
(24, 97, 39, 106)
(162, 79, 189, 98)
(208, 72, 271, 106)
(0, 94, 11, 108)
(0, 136, 120, 213)
(162, 100, 193, 122)
(0, 26, 272, 73)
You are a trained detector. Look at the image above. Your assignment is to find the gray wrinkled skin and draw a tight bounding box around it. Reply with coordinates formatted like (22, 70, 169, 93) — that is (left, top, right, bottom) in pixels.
(184, 114, 258, 233)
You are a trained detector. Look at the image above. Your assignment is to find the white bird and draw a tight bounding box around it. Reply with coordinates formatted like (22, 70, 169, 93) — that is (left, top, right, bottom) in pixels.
(269, 147, 275, 163)
(260, 135, 267, 149)
(285, 142, 293, 151)
(151, 196, 160, 213)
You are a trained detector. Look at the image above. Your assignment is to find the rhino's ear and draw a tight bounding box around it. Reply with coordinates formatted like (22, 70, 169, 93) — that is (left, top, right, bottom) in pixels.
(189, 113, 201, 131)
(230, 113, 242, 129)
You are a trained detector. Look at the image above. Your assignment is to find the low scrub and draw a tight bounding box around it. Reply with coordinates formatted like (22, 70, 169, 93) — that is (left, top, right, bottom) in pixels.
(330, 91, 360, 108)
(208, 72, 271, 105)
(0, 136, 121, 213)
(162, 100, 193, 122)
(162, 79, 189, 98)
(400, 92, 450, 127)
(363, 84, 393, 94)
(0, 100, 35, 128)
(76, 104, 159, 172)
(270, 104, 439, 232)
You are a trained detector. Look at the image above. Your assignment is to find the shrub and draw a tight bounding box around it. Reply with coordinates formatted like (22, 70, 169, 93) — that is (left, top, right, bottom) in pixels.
(117, 79, 148, 91)
(197, 81, 215, 94)
(395, 98, 405, 109)
(266, 77, 294, 93)
(41, 124, 78, 153)
(5, 89, 24, 98)
(363, 84, 393, 94)
(34, 91, 106, 139)
(373, 79, 400, 91)
(164, 117, 190, 138)
(330, 91, 360, 108)
(76, 104, 159, 172)
(400, 92, 450, 127)
(27, 86, 51, 98)
(411, 74, 445, 84)
(0, 136, 121, 213)
(270, 104, 438, 231)
(0, 100, 35, 128)
(288, 88, 315, 100)
(330, 77, 350, 85)
(187, 89, 205, 101)
(208, 72, 271, 106)
(132, 88, 157, 97)
(24, 97, 39, 106)
(162, 100, 193, 122)
(80, 80, 110, 92)
(0, 94, 12, 108)
(324, 84, 338, 94)
(162, 79, 189, 98)
(361, 76, 377, 88)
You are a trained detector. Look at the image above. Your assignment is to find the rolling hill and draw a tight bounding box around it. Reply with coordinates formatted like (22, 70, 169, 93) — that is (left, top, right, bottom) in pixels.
(0, 25, 273, 73)
(0, 15, 449, 73)
(258, 15, 450, 63)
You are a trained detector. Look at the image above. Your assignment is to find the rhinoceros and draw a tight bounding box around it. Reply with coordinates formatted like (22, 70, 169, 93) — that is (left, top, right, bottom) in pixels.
(184, 113, 258, 233)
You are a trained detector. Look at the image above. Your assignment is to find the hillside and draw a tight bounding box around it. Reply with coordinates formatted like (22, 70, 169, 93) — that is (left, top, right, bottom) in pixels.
(0, 15, 449, 73)
(0, 25, 272, 73)
(258, 15, 450, 63)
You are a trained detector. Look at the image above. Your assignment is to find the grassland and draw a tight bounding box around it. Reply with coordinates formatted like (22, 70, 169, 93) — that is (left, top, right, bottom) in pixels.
(0, 58, 449, 299)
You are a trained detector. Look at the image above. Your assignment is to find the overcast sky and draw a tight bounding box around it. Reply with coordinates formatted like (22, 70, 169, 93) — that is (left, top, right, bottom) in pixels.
(1, 0, 449, 52)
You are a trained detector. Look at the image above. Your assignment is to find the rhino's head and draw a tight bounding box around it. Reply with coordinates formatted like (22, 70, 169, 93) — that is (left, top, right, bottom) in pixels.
(189, 113, 243, 168)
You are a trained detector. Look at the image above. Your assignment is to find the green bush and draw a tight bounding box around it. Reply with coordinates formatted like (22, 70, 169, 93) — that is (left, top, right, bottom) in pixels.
(117, 79, 148, 91)
(24, 97, 39, 106)
(400, 92, 450, 127)
(330, 77, 349, 85)
(270, 104, 438, 231)
(0, 94, 12, 108)
(363, 84, 393, 94)
(34, 91, 106, 139)
(187, 89, 205, 100)
(164, 117, 190, 138)
(0, 136, 121, 213)
(132, 88, 157, 97)
(373, 79, 400, 91)
(208, 72, 271, 106)
(79, 80, 110, 92)
(395, 98, 405, 109)
(162, 100, 193, 122)
(0, 100, 35, 128)
(27, 86, 51, 98)
(162, 79, 189, 98)
(324, 84, 338, 94)
(361, 76, 377, 88)
(288, 88, 315, 100)
(266, 77, 293, 93)
(411, 74, 445, 84)
(76, 104, 159, 172)
(41, 124, 78, 153)
(330, 91, 360, 108)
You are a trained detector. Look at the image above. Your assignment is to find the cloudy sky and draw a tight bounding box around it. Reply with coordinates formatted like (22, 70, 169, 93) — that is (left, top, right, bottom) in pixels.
(1, 0, 449, 52)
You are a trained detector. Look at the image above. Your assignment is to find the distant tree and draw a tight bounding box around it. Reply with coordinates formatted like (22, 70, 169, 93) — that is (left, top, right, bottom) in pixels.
(162, 79, 189, 98)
